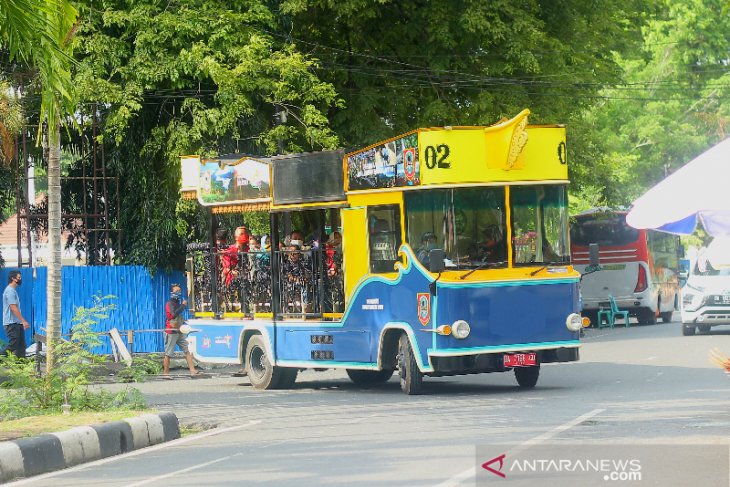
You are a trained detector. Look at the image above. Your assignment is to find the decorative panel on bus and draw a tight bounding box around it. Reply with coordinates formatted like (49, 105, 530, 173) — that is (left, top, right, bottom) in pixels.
(271, 150, 346, 205)
(197, 156, 271, 206)
(345, 132, 420, 191)
(417, 111, 568, 185)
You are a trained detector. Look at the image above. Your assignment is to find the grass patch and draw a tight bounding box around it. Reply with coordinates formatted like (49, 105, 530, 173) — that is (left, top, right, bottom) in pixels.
(0, 409, 152, 441)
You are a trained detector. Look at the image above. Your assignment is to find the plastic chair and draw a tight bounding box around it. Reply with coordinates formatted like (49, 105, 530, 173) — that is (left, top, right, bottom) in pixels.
(597, 296, 630, 328)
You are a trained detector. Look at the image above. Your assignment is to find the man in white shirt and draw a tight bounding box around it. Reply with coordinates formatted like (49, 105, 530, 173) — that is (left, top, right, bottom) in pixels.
(2, 271, 30, 358)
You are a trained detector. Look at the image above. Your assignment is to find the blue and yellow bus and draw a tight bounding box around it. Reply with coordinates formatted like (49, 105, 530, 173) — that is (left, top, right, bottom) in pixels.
(179, 109, 585, 394)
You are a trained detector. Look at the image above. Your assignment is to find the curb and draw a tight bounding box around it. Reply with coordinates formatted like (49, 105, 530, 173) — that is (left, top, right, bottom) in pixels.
(0, 412, 179, 483)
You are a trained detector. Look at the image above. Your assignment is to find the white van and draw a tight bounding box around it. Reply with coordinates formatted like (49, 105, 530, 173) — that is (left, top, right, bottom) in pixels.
(681, 240, 730, 335)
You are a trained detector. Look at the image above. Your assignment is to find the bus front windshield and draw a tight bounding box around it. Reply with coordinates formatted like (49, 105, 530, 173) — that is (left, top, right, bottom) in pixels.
(510, 185, 570, 265)
(405, 187, 507, 269)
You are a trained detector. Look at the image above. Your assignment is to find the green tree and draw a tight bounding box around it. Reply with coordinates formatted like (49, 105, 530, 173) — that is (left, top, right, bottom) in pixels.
(0, 0, 78, 371)
(71, 0, 341, 269)
(279, 0, 652, 147)
(584, 0, 730, 206)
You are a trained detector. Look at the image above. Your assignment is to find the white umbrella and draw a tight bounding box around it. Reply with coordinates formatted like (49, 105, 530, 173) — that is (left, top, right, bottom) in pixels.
(626, 137, 730, 236)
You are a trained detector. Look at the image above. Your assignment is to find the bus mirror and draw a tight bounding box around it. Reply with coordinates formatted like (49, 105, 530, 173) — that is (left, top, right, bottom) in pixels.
(429, 249, 446, 273)
(679, 269, 688, 280)
(588, 243, 600, 268)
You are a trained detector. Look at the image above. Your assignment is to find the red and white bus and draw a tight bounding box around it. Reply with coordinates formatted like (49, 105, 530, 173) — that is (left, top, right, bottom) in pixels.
(570, 209, 681, 325)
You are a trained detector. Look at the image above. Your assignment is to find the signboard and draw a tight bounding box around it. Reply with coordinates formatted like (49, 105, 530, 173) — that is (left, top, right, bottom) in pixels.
(417, 113, 567, 186)
(346, 132, 420, 190)
(198, 158, 271, 206)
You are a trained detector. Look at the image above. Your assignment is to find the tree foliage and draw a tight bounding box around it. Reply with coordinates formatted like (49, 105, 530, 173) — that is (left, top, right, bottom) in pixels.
(72, 0, 342, 268)
(279, 0, 651, 147)
(578, 0, 730, 206)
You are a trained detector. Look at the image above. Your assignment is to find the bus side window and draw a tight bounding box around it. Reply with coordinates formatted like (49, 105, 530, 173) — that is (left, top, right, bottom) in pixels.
(368, 206, 402, 273)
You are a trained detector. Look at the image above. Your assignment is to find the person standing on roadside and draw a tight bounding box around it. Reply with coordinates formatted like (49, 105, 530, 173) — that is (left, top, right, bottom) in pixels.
(2, 271, 29, 358)
(162, 283, 199, 378)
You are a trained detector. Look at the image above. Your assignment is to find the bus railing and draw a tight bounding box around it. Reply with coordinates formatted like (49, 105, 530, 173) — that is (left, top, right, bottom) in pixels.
(186, 245, 344, 319)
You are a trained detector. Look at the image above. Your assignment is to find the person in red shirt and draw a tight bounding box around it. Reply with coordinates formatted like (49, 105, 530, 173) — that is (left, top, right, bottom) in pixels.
(162, 284, 199, 378)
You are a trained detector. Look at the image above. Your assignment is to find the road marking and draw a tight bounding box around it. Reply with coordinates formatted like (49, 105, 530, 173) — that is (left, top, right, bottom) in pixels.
(434, 408, 606, 487)
(122, 455, 233, 487)
(5, 420, 262, 486)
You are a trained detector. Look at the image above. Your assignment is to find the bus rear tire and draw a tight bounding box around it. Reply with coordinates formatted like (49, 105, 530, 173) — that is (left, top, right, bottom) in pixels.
(514, 365, 540, 388)
(246, 335, 283, 390)
(398, 334, 423, 395)
(346, 369, 394, 385)
(682, 324, 696, 336)
(660, 311, 673, 323)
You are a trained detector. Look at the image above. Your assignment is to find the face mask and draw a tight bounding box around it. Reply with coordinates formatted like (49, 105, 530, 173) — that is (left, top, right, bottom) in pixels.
(171, 291, 182, 300)
(236, 233, 249, 245)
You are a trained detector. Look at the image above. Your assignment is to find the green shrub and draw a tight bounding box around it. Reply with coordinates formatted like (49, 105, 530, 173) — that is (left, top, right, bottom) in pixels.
(0, 295, 150, 420)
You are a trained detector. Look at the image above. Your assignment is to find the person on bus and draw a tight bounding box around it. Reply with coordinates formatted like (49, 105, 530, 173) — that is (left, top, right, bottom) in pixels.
(416, 232, 438, 267)
(324, 231, 344, 312)
(475, 225, 506, 263)
(253, 235, 272, 313)
(227, 225, 251, 314)
(283, 242, 311, 314)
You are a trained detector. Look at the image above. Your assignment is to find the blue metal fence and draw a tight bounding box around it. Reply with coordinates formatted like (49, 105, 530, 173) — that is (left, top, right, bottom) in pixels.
(0, 266, 186, 355)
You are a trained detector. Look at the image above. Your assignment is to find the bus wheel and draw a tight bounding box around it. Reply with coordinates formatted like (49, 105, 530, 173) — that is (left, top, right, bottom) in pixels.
(514, 365, 540, 388)
(660, 311, 673, 323)
(698, 325, 711, 334)
(246, 335, 282, 390)
(398, 334, 423, 395)
(682, 324, 696, 336)
(276, 367, 299, 389)
(346, 369, 394, 385)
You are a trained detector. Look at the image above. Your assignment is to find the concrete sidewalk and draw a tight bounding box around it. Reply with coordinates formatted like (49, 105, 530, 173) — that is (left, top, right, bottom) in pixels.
(0, 412, 180, 483)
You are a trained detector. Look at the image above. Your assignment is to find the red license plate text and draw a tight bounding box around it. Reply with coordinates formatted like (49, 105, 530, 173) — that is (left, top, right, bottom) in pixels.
(503, 353, 537, 367)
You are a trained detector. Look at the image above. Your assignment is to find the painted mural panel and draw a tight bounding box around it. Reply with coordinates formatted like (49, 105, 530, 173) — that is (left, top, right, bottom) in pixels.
(198, 158, 271, 205)
(346, 133, 420, 190)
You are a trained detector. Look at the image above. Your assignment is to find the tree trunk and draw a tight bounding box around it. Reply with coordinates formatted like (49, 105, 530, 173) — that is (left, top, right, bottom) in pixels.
(46, 119, 62, 372)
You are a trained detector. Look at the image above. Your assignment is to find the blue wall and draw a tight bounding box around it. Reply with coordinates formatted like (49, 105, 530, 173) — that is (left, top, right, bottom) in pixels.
(0, 266, 186, 354)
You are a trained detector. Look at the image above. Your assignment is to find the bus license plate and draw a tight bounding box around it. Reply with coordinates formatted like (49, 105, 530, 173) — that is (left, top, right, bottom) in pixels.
(504, 353, 536, 367)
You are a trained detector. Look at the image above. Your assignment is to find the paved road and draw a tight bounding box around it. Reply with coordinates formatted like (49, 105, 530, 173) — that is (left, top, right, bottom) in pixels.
(9, 319, 730, 486)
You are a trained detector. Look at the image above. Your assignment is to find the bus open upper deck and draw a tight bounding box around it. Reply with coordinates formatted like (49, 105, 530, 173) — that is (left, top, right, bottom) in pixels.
(179, 109, 585, 394)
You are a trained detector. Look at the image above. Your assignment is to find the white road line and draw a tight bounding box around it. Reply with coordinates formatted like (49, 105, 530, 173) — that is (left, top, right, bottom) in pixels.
(122, 455, 234, 487)
(434, 408, 606, 487)
(5, 420, 262, 486)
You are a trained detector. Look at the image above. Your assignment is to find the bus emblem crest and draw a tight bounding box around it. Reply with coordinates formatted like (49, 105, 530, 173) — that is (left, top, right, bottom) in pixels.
(417, 293, 431, 326)
(403, 147, 417, 181)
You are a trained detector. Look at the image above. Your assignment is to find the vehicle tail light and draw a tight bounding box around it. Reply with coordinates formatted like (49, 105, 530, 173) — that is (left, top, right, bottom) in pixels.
(634, 265, 648, 292)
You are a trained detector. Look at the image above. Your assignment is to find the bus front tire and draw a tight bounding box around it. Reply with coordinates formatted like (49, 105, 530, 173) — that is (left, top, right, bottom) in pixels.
(246, 335, 283, 390)
(398, 334, 423, 395)
(346, 369, 394, 385)
(514, 365, 540, 388)
(682, 324, 696, 336)
(698, 325, 711, 334)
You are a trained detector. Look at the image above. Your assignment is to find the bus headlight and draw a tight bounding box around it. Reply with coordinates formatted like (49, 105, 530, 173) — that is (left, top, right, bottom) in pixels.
(566, 313, 583, 332)
(451, 320, 471, 339)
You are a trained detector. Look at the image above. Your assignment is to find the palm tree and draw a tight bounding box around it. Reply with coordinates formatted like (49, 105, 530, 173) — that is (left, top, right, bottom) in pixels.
(0, 0, 78, 371)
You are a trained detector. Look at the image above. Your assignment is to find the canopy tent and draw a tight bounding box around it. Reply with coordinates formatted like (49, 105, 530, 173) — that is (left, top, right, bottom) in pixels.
(626, 137, 730, 236)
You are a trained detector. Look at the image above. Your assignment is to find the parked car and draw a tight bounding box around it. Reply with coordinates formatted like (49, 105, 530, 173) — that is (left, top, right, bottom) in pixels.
(681, 240, 730, 335)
